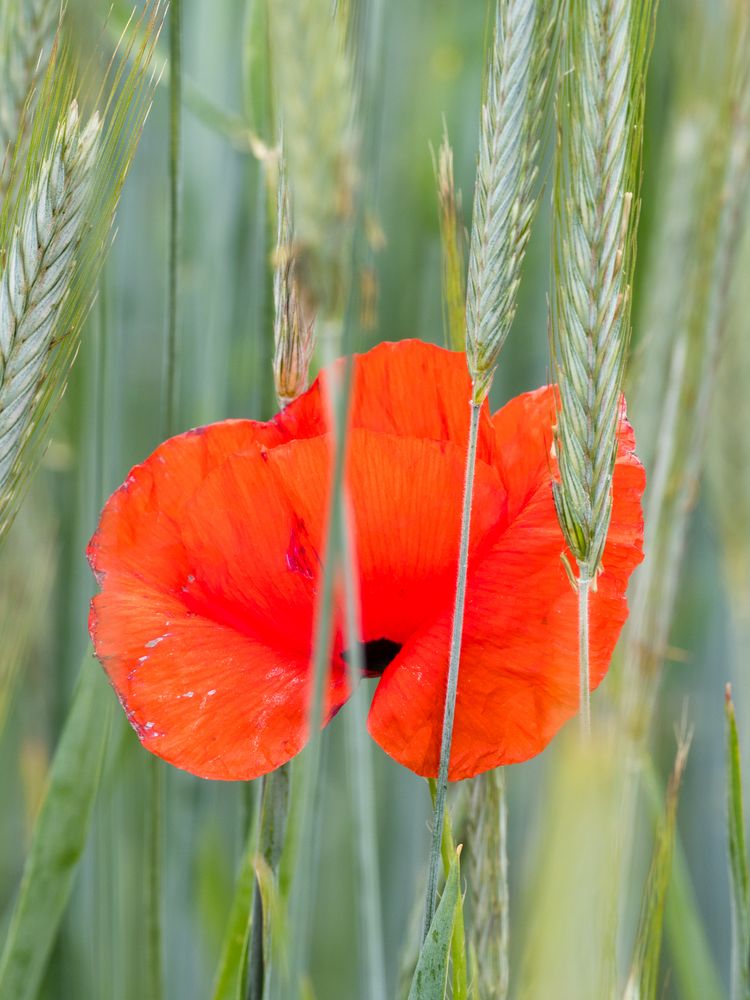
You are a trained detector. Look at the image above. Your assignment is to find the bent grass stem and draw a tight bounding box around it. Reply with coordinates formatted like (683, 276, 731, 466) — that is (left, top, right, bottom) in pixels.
(422, 400, 481, 939)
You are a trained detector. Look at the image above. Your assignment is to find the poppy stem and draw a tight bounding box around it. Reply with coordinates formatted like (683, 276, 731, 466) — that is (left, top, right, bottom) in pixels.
(422, 399, 481, 940)
(577, 563, 591, 735)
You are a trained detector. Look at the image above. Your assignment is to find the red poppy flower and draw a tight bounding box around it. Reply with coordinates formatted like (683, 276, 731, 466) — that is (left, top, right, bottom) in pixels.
(88, 339, 644, 781)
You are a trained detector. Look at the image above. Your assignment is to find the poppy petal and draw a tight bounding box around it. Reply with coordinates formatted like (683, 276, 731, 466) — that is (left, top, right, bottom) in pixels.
(367, 388, 645, 779)
(345, 430, 505, 644)
(87, 420, 284, 589)
(88, 424, 345, 780)
(254, 427, 505, 646)
(273, 340, 497, 460)
(90, 579, 312, 779)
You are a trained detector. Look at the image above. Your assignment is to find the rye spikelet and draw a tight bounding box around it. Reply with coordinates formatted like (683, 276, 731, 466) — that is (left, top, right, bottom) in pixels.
(0, 102, 99, 502)
(267, 0, 355, 314)
(0, 3, 162, 541)
(466, 0, 558, 404)
(468, 769, 510, 1000)
(550, 0, 653, 578)
(273, 162, 315, 409)
(0, 0, 58, 196)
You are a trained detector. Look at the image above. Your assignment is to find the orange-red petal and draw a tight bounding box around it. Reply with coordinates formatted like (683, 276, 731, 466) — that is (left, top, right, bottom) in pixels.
(90, 340, 645, 782)
(89, 425, 346, 780)
(273, 339, 497, 461)
(367, 386, 645, 779)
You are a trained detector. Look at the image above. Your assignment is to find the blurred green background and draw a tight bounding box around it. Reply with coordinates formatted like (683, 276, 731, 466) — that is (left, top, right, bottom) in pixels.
(0, 1, 746, 997)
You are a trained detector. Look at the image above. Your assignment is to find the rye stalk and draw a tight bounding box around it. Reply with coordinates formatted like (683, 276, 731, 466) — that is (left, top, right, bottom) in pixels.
(423, 0, 557, 936)
(550, 0, 654, 729)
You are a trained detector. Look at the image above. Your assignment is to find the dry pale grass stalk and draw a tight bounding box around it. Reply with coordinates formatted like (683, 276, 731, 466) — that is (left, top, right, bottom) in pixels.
(273, 161, 315, 408)
(267, 0, 355, 318)
(466, 0, 557, 404)
(0, 0, 58, 198)
(0, 102, 99, 503)
(433, 129, 466, 352)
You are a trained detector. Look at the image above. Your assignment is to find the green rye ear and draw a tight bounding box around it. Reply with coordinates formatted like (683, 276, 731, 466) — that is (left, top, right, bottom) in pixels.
(0, 1, 164, 542)
(0, 0, 60, 204)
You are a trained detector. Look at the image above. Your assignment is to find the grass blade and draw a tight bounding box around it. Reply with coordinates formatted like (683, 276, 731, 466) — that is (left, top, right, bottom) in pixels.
(726, 686, 750, 1000)
(409, 848, 462, 1000)
(427, 780, 468, 1000)
(0, 653, 111, 1000)
(640, 759, 726, 1000)
(625, 730, 692, 1000)
(210, 830, 257, 1000)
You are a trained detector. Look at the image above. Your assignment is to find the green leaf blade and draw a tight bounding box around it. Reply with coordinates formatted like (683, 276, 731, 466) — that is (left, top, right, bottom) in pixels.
(210, 833, 256, 1000)
(0, 655, 111, 1000)
(409, 849, 462, 1000)
(725, 685, 750, 1000)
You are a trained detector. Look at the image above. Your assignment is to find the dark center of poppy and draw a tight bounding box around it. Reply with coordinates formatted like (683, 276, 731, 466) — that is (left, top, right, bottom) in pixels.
(342, 638, 403, 678)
